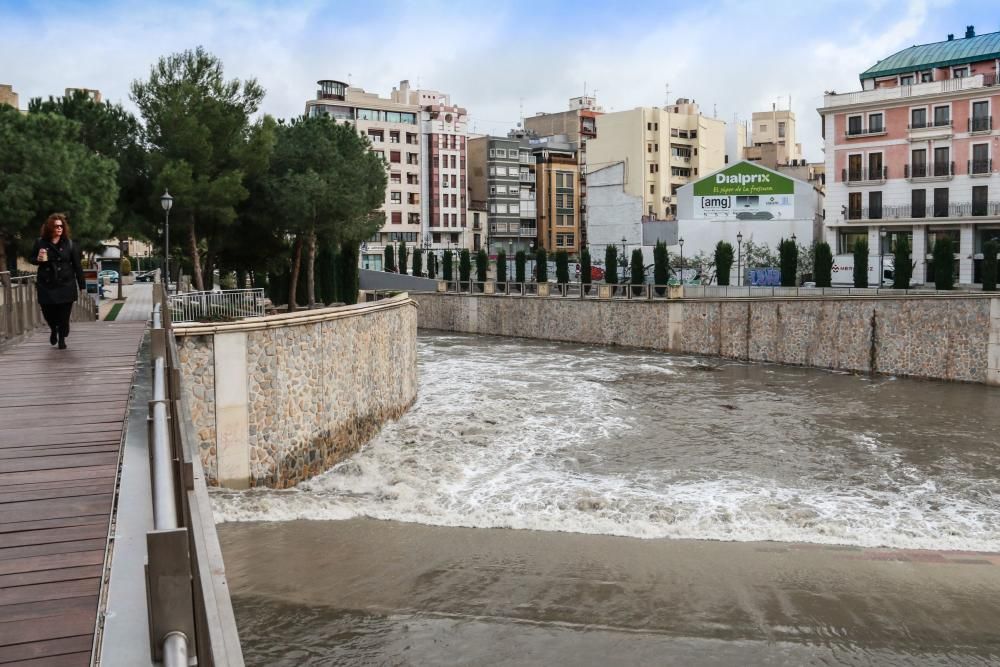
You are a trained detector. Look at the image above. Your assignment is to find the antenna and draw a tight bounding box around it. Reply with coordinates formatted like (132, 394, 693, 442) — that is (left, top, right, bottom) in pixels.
(713, 103, 717, 118)
(348, 73, 352, 85)
(519, 97, 524, 127)
(584, 80, 587, 97)
(664, 82, 671, 107)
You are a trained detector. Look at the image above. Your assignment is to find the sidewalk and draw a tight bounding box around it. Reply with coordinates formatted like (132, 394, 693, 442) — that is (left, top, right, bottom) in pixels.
(97, 283, 153, 322)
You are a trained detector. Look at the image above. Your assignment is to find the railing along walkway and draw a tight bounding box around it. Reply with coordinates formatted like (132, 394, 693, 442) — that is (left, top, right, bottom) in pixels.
(0, 320, 146, 665)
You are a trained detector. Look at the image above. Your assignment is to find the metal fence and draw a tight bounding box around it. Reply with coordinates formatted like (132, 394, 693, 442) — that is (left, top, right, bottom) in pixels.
(147, 285, 244, 666)
(1, 271, 96, 346)
(167, 288, 265, 323)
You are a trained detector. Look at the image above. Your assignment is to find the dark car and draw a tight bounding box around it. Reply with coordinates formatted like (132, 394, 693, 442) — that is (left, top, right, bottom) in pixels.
(135, 270, 157, 282)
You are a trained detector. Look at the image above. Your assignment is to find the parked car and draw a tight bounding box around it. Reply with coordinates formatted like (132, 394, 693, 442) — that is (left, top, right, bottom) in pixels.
(98, 270, 119, 284)
(135, 270, 157, 282)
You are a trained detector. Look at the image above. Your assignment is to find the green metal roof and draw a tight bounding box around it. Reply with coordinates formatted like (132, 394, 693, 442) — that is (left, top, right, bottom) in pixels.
(860, 30, 1000, 80)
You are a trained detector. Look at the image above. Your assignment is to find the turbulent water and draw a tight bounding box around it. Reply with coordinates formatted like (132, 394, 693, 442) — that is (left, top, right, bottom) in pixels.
(212, 333, 1000, 552)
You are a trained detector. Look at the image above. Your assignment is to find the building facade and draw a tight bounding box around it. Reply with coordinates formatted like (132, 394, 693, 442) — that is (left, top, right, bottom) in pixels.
(468, 136, 537, 254)
(0, 84, 18, 109)
(532, 139, 580, 254)
(586, 99, 726, 222)
(746, 108, 803, 166)
(820, 27, 1000, 285)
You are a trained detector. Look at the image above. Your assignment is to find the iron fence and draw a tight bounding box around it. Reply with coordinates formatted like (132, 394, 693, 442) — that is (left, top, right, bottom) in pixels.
(167, 288, 265, 323)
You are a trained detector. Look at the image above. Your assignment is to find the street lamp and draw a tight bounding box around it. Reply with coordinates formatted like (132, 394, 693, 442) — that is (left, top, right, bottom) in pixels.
(879, 227, 887, 287)
(160, 190, 173, 293)
(621, 235, 627, 283)
(679, 237, 685, 282)
(736, 231, 743, 287)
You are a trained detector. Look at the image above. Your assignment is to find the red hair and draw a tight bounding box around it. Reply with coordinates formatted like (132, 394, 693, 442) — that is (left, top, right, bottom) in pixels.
(40, 213, 71, 242)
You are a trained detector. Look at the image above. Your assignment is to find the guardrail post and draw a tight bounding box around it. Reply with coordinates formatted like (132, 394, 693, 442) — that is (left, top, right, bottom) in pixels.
(145, 528, 196, 663)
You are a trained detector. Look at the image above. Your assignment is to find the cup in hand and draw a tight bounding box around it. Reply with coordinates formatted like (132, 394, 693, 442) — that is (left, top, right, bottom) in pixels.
(38, 248, 48, 262)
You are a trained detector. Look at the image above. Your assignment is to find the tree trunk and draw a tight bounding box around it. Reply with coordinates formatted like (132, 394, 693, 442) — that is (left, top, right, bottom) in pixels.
(306, 227, 317, 309)
(188, 221, 205, 292)
(0, 233, 8, 274)
(288, 234, 303, 313)
(204, 249, 216, 290)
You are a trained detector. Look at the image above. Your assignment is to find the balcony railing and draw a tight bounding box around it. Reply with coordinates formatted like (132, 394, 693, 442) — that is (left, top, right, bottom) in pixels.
(969, 159, 993, 175)
(845, 125, 887, 137)
(520, 172, 536, 183)
(519, 225, 537, 237)
(825, 74, 997, 108)
(904, 162, 953, 179)
(842, 166, 887, 183)
(969, 116, 993, 133)
(843, 200, 1000, 221)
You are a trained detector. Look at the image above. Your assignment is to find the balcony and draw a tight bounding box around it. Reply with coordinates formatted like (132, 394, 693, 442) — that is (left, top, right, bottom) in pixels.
(520, 171, 536, 183)
(489, 222, 519, 236)
(845, 125, 887, 139)
(519, 224, 537, 237)
(519, 154, 536, 164)
(904, 162, 953, 181)
(969, 159, 993, 175)
(842, 166, 887, 185)
(841, 200, 1000, 222)
(969, 116, 993, 134)
(824, 73, 998, 109)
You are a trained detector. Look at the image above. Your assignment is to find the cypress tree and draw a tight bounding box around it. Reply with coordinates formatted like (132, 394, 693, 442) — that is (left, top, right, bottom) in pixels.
(933, 237, 955, 290)
(892, 235, 913, 289)
(555, 250, 569, 284)
(384, 244, 395, 272)
(476, 248, 488, 283)
(336, 242, 360, 305)
(814, 242, 833, 287)
(496, 249, 507, 282)
(853, 237, 869, 288)
(715, 241, 734, 286)
(535, 248, 548, 282)
(604, 244, 618, 284)
(580, 248, 592, 293)
(653, 240, 668, 294)
(459, 248, 471, 283)
(398, 241, 408, 275)
(779, 238, 798, 287)
(515, 250, 526, 283)
(443, 250, 453, 281)
(983, 240, 998, 292)
(630, 248, 644, 294)
(427, 252, 437, 279)
(411, 248, 423, 277)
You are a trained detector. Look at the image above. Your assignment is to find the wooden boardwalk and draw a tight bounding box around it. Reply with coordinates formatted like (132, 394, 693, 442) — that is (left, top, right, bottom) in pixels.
(0, 322, 146, 666)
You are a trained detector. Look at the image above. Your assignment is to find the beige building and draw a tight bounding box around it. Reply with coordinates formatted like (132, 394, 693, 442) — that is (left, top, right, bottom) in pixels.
(65, 87, 101, 103)
(533, 139, 580, 254)
(585, 98, 726, 220)
(0, 84, 18, 109)
(745, 108, 802, 166)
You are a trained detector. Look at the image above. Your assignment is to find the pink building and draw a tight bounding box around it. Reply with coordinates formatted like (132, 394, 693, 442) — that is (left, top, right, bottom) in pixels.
(820, 26, 1000, 285)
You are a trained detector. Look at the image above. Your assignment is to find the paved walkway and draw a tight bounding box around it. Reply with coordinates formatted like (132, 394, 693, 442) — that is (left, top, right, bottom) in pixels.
(0, 321, 146, 665)
(113, 283, 153, 322)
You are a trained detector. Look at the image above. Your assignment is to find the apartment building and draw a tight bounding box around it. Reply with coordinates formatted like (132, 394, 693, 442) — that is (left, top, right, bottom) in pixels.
(524, 96, 601, 247)
(585, 99, 726, 222)
(0, 84, 18, 108)
(820, 26, 1000, 285)
(532, 138, 580, 254)
(468, 136, 537, 254)
(746, 108, 803, 166)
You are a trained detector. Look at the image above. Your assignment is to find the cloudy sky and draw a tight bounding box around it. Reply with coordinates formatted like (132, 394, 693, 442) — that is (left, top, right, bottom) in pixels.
(1, 0, 993, 160)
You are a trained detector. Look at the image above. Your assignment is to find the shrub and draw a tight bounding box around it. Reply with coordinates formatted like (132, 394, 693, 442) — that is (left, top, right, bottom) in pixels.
(496, 249, 507, 282)
(892, 235, 912, 289)
(983, 240, 999, 292)
(630, 248, 644, 294)
(459, 249, 471, 283)
(814, 242, 833, 287)
(853, 237, 869, 288)
(555, 250, 569, 284)
(443, 250, 453, 281)
(779, 238, 798, 287)
(932, 237, 955, 290)
(120, 257, 132, 275)
(427, 252, 436, 279)
(604, 244, 618, 284)
(398, 241, 408, 275)
(475, 248, 488, 283)
(515, 250, 526, 283)
(653, 240, 668, 293)
(384, 245, 395, 272)
(535, 248, 548, 282)
(580, 248, 591, 286)
(411, 249, 423, 277)
(715, 241, 734, 286)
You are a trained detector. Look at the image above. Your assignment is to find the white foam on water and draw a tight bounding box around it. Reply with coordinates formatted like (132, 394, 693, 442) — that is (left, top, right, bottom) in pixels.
(211, 335, 1000, 552)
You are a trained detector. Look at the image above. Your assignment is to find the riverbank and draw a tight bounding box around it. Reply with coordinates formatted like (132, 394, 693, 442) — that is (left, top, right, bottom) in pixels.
(219, 518, 1000, 666)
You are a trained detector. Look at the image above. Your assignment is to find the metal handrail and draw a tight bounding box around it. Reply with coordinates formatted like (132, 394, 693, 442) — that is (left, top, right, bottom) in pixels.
(168, 288, 265, 323)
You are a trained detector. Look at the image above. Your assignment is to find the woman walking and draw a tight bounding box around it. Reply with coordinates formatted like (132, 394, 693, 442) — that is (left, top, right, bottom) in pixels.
(29, 213, 85, 349)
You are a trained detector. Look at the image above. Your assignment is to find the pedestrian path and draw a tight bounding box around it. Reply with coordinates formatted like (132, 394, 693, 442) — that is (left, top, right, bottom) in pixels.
(0, 321, 146, 665)
(112, 283, 153, 322)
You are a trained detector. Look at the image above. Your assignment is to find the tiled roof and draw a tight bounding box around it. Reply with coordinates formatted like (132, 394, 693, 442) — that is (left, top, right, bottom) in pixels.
(861, 30, 1000, 80)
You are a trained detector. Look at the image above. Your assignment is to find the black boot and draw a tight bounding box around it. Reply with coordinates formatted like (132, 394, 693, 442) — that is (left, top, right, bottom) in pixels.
(58, 333, 67, 350)
(50, 330, 57, 345)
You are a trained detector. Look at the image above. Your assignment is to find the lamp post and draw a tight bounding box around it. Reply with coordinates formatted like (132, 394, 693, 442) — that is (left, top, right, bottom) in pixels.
(621, 235, 627, 283)
(879, 227, 887, 287)
(736, 231, 743, 287)
(160, 190, 173, 293)
(679, 237, 685, 283)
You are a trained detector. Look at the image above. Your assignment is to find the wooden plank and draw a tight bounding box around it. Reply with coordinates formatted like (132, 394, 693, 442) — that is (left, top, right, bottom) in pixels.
(0, 465, 117, 486)
(0, 524, 107, 550)
(0, 565, 102, 589)
(0, 516, 107, 536)
(0, 495, 112, 524)
(0, 484, 113, 505)
(4, 650, 92, 666)
(0, 445, 119, 461)
(0, 540, 108, 563)
(0, 453, 119, 474)
(0, 434, 121, 450)
(0, 551, 104, 577)
(0, 596, 96, 625)
(0, 578, 99, 606)
(0, 635, 92, 664)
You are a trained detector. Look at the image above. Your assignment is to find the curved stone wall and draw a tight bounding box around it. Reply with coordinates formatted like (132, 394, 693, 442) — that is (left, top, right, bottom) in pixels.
(175, 295, 418, 488)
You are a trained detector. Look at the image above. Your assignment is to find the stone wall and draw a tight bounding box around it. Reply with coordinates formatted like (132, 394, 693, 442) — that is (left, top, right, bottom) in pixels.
(413, 293, 1000, 385)
(174, 294, 418, 488)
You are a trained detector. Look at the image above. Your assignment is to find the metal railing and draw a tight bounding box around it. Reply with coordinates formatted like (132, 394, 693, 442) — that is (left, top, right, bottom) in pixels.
(970, 116, 993, 132)
(168, 288, 265, 323)
(1, 271, 95, 346)
(844, 200, 1000, 221)
(146, 284, 244, 666)
(904, 162, 954, 179)
(843, 166, 887, 183)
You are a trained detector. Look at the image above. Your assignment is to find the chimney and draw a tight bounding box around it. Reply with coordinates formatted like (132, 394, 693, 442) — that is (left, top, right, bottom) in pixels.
(965, 25, 975, 38)
(947, 34, 954, 41)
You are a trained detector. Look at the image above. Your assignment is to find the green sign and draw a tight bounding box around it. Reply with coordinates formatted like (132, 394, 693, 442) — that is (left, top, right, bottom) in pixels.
(693, 162, 794, 196)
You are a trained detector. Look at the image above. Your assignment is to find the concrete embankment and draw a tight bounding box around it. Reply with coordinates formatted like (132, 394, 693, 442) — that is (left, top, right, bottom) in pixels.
(412, 293, 1000, 385)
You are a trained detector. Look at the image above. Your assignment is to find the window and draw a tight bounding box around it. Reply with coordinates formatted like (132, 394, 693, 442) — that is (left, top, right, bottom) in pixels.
(847, 154, 863, 181)
(389, 131, 400, 143)
(671, 167, 690, 177)
(648, 143, 653, 153)
(489, 149, 496, 158)
(671, 128, 679, 137)
(953, 66, 969, 78)
(654, 123, 658, 131)
(390, 172, 401, 184)
(900, 74, 915, 85)
(496, 185, 506, 195)
(367, 129, 384, 142)
(868, 152, 883, 180)
(690, 130, 697, 138)
(509, 204, 519, 215)
(391, 211, 402, 224)
(971, 101, 990, 132)
(911, 107, 927, 128)
(972, 185, 989, 216)
(497, 204, 507, 214)
(847, 115, 862, 135)
(649, 163, 656, 174)
(510, 186, 519, 196)
(920, 71, 933, 82)
(433, 156, 439, 168)
(450, 155, 457, 168)
(933, 187, 949, 217)
(933, 147, 950, 176)
(408, 213, 419, 225)
(933, 105, 950, 127)
(451, 175, 457, 188)
(407, 173, 419, 185)
(778, 122, 786, 138)
(442, 175, 449, 188)
(868, 112, 884, 132)
(390, 191, 401, 204)
(496, 149, 506, 158)
(647, 122, 652, 131)
(839, 229, 867, 253)
(911, 148, 927, 178)
(406, 153, 418, 165)
(390, 151, 400, 163)
(496, 166, 506, 177)
(759, 123, 767, 133)
(650, 184, 655, 194)
(407, 192, 419, 205)
(848, 192, 862, 220)
(406, 133, 418, 144)
(972, 144, 990, 174)
(869, 191, 882, 219)
(451, 194, 457, 207)
(679, 130, 689, 139)
(911, 189, 926, 218)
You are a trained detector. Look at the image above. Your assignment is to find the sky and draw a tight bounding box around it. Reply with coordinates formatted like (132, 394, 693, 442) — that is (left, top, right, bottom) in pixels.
(1, 0, 995, 160)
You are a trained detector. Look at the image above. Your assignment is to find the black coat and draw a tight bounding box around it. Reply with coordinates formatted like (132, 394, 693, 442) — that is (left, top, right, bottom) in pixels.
(29, 237, 85, 305)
